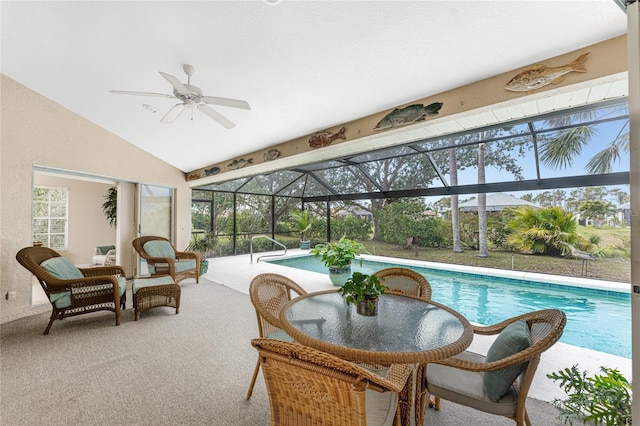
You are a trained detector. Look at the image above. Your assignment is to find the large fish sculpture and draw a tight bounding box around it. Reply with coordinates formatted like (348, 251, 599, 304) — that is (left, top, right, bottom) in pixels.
(505, 52, 590, 93)
(308, 126, 346, 148)
(374, 102, 443, 131)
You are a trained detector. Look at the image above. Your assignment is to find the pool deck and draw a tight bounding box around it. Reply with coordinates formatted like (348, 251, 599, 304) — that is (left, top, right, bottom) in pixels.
(203, 249, 632, 402)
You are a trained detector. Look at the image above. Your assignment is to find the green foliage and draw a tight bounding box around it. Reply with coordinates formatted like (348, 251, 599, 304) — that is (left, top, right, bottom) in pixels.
(186, 233, 217, 257)
(487, 210, 515, 249)
(547, 365, 631, 425)
(330, 215, 372, 241)
(289, 209, 314, 240)
(375, 200, 448, 247)
(579, 200, 616, 227)
(310, 237, 368, 269)
(507, 206, 579, 256)
(101, 187, 117, 228)
(338, 272, 388, 311)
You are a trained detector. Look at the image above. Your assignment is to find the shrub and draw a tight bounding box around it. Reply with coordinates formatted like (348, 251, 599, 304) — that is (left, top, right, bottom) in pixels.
(547, 365, 631, 425)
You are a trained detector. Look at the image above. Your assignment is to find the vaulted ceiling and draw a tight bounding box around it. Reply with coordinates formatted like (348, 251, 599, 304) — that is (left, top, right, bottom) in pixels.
(0, 1, 629, 174)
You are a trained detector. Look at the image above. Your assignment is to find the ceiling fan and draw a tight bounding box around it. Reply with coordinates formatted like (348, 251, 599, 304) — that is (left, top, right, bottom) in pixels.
(110, 64, 250, 128)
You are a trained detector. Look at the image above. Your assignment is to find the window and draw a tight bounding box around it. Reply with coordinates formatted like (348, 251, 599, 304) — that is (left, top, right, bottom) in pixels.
(33, 186, 68, 249)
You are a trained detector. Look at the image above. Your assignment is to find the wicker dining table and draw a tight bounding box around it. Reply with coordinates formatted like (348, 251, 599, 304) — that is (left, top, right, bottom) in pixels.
(279, 289, 473, 425)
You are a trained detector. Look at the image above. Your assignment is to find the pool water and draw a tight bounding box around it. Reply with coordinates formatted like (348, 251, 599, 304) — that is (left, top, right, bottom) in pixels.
(269, 256, 631, 358)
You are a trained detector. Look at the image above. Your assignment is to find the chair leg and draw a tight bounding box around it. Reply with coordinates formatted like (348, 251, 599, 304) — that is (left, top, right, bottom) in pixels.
(43, 312, 56, 335)
(246, 358, 261, 399)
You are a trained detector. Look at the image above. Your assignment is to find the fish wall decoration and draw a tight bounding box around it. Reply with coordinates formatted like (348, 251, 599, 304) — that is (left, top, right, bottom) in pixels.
(227, 158, 253, 170)
(505, 52, 590, 93)
(263, 149, 280, 161)
(309, 126, 347, 148)
(373, 102, 443, 131)
(204, 166, 220, 176)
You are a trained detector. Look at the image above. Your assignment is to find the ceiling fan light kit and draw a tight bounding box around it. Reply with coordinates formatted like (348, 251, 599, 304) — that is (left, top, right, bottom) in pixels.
(110, 64, 250, 128)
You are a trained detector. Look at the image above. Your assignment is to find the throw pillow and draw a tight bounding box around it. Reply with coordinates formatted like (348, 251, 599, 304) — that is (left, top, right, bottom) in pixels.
(483, 320, 532, 402)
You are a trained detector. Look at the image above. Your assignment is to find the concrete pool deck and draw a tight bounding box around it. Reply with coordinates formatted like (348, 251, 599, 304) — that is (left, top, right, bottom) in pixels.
(203, 249, 632, 402)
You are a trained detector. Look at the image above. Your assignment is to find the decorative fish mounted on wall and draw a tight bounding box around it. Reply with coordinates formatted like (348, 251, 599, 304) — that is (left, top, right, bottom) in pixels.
(227, 158, 253, 170)
(204, 166, 220, 176)
(309, 126, 346, 148)
(505, 52, 590, 93)
(373, 102, 443, 131)
(263, 149, 280, 161)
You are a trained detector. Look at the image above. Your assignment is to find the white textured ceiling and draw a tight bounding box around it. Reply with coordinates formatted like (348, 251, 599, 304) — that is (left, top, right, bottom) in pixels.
(0, 1, 629, 173)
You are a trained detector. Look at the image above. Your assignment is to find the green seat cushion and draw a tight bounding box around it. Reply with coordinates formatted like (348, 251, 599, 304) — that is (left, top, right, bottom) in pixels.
(143, 240, 175, 258)
(175, 259, 196, 273)
(133, 276, 176, 293)
(483, 320, 532, 402)
(95, 245, 115, 255)
(266, 329, 293, 342)
(40, 257, 124, 308)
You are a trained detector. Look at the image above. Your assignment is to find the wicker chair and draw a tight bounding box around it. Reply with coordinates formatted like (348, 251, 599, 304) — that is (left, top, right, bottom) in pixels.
(374, 266, 432, 422)
(132, 236, 200, 284)
(16, 246, 126, 335)
(373, 267, 432, 300)
(423, 309, 567, 426)
(246, 273, 309, 399)
(251, 338, 413, 426)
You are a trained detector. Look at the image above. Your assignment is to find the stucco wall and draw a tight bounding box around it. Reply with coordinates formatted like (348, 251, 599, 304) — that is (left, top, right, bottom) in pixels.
(0, 74, 191, 324)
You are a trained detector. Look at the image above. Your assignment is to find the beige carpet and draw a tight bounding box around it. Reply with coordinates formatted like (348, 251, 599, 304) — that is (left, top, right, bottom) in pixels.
(1, 277, 564, 425)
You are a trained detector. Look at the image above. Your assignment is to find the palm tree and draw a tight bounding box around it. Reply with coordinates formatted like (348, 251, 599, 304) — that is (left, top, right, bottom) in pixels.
(477, 141, 488, 257)
(539, 106, 629, 174)
(507, 206, 580, 256)
(449, 140, 463, 253)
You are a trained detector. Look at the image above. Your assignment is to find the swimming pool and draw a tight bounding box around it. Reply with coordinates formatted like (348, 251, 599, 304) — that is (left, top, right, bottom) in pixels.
(268, 255, 631, 358)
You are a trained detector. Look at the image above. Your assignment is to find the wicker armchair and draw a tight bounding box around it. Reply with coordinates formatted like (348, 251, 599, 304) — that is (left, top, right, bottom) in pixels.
(423, 309, 567, 426)
(16, 246, 126, 335)
(373, 267, 432, 300)
(246, 273, 309, 399)
(132, 236, 200, 284)
(251, 338, 413, 426)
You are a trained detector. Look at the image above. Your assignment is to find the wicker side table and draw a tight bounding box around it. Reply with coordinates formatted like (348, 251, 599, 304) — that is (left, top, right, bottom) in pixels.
(132, 276, 181, 321)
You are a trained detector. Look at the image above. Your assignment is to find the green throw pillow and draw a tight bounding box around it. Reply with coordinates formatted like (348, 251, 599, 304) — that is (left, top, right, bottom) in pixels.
(483, 320, 531, 402)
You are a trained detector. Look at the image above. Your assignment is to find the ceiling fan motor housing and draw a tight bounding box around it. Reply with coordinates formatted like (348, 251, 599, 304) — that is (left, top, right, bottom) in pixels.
(174, 84, 202, 102)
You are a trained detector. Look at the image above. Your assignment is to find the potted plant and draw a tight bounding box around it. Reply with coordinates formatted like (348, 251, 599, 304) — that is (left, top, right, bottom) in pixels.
(310, 237, 368, 286)
(338, 272, 388, 316)
(187, 232, 217, 276)
(290, 209, 314, 250)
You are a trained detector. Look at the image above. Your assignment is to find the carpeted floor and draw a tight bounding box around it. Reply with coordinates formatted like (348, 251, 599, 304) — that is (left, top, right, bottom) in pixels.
(1, 277, 564, 425)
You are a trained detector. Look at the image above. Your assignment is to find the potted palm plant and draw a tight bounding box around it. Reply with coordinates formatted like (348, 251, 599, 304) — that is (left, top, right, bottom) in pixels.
(187, 232, 217, 275)
(338, 272, 387, 316)
(310, 237, 368, 286)
(290, 209, 314, 250)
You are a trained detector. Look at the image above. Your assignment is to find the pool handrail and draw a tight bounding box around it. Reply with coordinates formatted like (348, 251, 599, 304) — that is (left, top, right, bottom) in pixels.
(250, 235, 287, 263)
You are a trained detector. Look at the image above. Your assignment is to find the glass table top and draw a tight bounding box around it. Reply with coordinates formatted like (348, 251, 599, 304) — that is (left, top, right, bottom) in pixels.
(280, 290, 472, 364)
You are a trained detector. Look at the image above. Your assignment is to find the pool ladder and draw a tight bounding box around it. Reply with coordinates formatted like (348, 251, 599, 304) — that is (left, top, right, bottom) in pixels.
(250, 235, 287, 263)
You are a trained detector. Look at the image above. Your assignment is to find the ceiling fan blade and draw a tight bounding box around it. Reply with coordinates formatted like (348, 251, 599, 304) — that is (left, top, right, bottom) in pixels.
(159, 72, 189, 96)
(161, 103, 186, 123)
(110, 90, 174, 98)
(198, 104, 235, 129)
(201, 96, 251, 110)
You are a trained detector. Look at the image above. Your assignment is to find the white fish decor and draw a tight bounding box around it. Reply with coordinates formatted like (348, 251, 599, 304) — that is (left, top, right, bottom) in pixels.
(505, 53, 590, 93)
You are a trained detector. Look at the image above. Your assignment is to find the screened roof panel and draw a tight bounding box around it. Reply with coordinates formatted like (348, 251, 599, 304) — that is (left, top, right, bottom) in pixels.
(193, 99, 630, 201)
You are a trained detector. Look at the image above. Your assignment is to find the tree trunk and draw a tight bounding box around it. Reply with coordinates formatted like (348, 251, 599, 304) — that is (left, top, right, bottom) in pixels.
(478, 141, 489, 257)
(449, 142, 463, 253)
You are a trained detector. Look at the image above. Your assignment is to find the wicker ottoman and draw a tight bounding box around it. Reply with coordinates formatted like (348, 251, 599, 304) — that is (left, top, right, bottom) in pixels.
(132, 276, 181, 321)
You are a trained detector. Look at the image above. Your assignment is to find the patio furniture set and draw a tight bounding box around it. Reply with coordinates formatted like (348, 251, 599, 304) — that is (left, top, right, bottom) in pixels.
(16, 242, 566, 425)
(247, 269, 566, 426)
(15, 236, 200, 333)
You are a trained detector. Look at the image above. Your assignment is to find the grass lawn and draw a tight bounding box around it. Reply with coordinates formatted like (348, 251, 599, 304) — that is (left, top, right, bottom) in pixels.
(359, 240, 631, 284)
